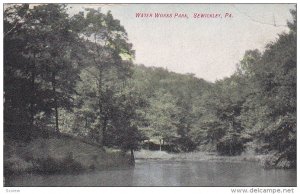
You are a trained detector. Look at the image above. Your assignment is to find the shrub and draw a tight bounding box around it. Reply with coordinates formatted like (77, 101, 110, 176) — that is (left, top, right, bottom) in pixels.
(32, 154, 83, 174)
(172, 137, 197, 152)
(217, 133, 245, 156)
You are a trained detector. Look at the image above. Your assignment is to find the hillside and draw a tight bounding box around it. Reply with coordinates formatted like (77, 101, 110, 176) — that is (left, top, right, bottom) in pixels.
(4, 134, 132, 179)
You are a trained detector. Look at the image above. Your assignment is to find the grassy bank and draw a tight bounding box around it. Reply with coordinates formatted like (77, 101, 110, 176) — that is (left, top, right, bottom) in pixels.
(4, 135, 132, 177)
(135, 149, 269, 165)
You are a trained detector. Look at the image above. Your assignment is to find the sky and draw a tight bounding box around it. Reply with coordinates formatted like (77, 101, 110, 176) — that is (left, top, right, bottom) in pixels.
(68, 4, 295, 82)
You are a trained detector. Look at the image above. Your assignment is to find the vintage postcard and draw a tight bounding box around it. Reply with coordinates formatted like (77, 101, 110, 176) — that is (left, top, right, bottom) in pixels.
(2, 1, 297, 192)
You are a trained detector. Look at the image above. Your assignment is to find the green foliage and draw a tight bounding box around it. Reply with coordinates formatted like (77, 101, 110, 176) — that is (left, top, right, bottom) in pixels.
(4, 4, 80, 137)
(216, 129, 245, 156)
(4, 4, 139, 153)
(232, 8, 296, 167)
(132, 65, 212, 151)
(189, 8, 296, 166)
(32, 156, 84, 174)
(145, 90, 180, 140)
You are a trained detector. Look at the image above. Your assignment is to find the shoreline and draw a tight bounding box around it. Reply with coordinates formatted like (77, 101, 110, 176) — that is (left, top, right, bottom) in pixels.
(134, 150, 267, 165)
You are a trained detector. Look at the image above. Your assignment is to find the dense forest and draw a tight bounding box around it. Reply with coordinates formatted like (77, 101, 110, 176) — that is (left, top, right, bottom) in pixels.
(4, 4, 296, 170)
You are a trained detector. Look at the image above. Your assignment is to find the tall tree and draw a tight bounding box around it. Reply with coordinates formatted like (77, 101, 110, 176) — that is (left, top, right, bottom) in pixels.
(76, 8, 134, 146)
(28, 4, 83, 132)
(241, 9, 296, 167)
(4, 4, 85, 138)
(144, 90, 180, 150)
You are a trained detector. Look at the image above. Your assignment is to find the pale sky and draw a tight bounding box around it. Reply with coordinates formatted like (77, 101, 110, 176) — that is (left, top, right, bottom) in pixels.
(68, 4, 295, 82)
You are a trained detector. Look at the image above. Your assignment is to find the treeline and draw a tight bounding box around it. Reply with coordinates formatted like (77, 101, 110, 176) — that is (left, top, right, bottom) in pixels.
(4, 4, 296, 168)
(199, 9, 296, 168)
(131, 65, 213, 152)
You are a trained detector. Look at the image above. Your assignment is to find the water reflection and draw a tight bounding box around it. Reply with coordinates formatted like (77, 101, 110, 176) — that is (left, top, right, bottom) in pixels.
(7, 160, 296, 186)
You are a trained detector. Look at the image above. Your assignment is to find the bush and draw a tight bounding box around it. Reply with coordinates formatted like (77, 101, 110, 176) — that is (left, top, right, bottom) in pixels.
(172, 137, 197, 152)
(263, 151, 296, 169)
(217, 134, 245, 156)
(32, 153, 83, 174)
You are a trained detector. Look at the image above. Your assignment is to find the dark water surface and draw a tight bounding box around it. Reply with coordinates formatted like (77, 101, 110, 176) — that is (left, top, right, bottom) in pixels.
(7, 160, 296, 186)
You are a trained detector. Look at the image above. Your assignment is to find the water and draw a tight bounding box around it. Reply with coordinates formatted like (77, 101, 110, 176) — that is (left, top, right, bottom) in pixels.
(7, 160, 296, 186)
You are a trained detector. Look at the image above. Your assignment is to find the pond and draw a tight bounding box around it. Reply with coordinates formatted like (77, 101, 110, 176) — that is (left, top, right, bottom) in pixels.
(7, 160, 296, 187)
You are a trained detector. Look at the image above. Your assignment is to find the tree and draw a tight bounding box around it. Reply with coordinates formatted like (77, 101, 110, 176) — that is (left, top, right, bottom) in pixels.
(107, 88, 145, 163)
(4, 4, 87, 139)
(4, 4, 34, 139)
(143, 90, 180, 150)
(237, 8, 296, 167)
(75, 8, 134, 146)
(195, 74, 249, 155)
(28, 4, 83, 132)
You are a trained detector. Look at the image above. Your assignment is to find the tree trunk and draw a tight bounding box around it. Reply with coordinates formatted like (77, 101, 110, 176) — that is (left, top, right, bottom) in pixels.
(159, 139, 162, 151)
(96, 68, 105, 147)
(130, 148, 135, 166)
(101, 117, 107, 147)
(52, 72, 59, 133)
(30, 53, 36, 129)
(85, 116, 88, 128)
